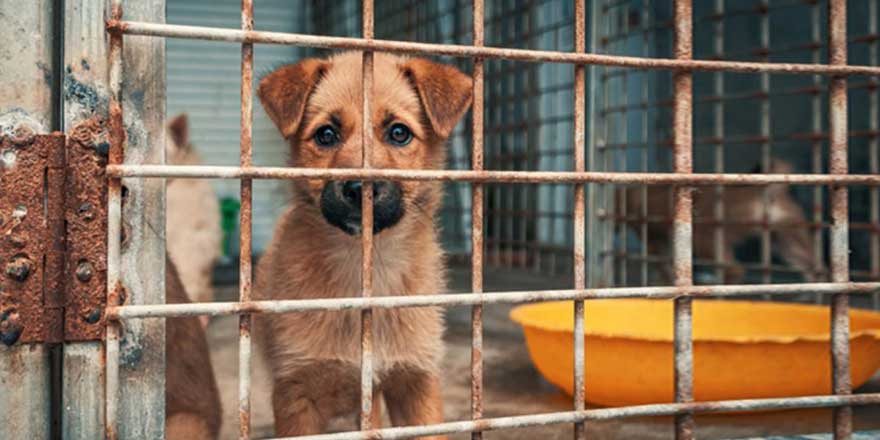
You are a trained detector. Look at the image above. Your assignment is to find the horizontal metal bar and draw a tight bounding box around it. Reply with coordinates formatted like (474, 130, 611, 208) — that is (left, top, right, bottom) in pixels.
(107, 282, 880, 320)
(268, 393, 880, 440)
(107, 165, 880, 186)
(105, 20, 880, 76)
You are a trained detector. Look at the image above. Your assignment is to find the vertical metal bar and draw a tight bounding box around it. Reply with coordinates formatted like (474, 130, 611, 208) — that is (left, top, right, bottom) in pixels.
(471, 1, 485, 438)
(600, 7, 613, 287)
(0, 2, 55, 438)
(360, 0, 376, 431)
(586, 0, 601, 291)
(106, 0, 124, 438)
(828, 1, 852, 438)
(110, 1, 167, 437)
(618, 3, 629, 286)
(573, 1, 587, 439)
(104, 3, 168, 438)
(759, 0, 772, 287)
(640, 0, 651, 287)
(239, 1, 254, 438)
(712, 0, 726, 285)
(811, 1, 825, 300)
(869, 0, 880, 309)
(672, 0, 694, 439)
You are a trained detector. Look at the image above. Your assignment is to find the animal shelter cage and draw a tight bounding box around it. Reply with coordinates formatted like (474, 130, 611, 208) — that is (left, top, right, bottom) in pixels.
(2, 0, 880, 439)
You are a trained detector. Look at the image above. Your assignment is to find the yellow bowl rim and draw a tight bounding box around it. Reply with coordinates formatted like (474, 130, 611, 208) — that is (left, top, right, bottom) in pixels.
(509, 299, 880, 344)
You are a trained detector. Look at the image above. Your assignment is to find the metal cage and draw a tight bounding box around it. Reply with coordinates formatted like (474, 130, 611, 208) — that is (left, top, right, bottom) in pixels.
(3, 0, 880, 439)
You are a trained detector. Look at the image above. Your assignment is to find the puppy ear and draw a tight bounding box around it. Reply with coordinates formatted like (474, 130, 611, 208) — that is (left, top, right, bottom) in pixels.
(258, 59, 328, 139)
(167, 113, 189, 151)
(400, 58, 473, 138)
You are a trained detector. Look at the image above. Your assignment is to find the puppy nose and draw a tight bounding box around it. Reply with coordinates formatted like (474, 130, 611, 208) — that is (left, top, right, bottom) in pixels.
(342, 181, 362, 205)
(342, 181, 379, 206)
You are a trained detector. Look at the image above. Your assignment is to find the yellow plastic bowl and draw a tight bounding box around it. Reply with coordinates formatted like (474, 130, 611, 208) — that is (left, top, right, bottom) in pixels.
(510, 299, 880, 407)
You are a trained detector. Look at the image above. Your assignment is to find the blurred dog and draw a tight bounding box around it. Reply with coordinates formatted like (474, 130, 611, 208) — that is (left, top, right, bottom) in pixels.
(616, 159, 826, 283)
(166, 114, 222, 327)
(165, 256, 222, 439)
(254, 52, 472, 437)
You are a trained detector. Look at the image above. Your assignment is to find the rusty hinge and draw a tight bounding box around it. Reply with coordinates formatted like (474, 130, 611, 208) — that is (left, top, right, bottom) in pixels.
(0, 124, 108, 345)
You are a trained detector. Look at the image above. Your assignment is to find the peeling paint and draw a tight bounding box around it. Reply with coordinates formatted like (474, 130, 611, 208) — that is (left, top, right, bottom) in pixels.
(0, 110, 47, 138)
(64, 71, 109, 121)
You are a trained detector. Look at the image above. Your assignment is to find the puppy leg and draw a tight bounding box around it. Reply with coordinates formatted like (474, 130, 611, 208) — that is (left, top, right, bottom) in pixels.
(272, 378, 326, 436)
(371, 390, 384, 429)
(382, 369, 446, 440)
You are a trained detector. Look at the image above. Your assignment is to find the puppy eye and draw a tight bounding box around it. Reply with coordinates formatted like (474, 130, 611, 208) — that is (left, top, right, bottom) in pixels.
(386, 123, 413, 147)
(313, 125, 340, 148)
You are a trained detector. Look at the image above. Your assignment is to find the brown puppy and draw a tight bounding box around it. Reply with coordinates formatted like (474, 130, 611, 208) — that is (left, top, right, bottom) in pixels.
(616, 159, 826, 284)
(166, 114, 222, 327)
(255, 52, 472, 437)
(166, 257, 222, 439)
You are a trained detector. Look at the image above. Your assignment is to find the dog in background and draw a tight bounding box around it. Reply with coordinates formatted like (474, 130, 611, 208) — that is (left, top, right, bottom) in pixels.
(616, 159, 825, 284)
(165, 256, 222, 439)
(166, 114, 222, 327)
(254, 52, 472, 438)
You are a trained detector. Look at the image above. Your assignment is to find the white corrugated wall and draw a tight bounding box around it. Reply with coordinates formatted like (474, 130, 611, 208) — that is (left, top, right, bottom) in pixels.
(166, 0, 311, 253)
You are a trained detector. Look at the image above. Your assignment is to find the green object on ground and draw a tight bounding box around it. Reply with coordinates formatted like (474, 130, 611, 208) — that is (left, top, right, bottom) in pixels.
(220, 197, 240, 257)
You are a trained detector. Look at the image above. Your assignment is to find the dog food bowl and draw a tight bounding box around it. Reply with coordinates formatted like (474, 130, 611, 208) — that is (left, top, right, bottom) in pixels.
(510, 299, 880, 407)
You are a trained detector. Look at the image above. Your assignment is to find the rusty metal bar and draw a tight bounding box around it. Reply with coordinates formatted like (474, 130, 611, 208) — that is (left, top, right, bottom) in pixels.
(359, 0, 375, 431)
(238, 1, 254, 438)
(811, 0, 825, 302)
(599, 81, 879, 113)
(106, 20, 880, 77)
(870, 0, 880, 309)
(266, 393, 880, 440)
(106, 165, 880, 186)
(600, 4, 613, 288)
(828, 1, 851, 438)
(759, 0, 772, 287)
(638, 0, 651, 287)
(107, 281, 880, 320)
(711, 0, 725, 284)
(105, 0, 124, 438)
(470, 1, 485, 439)
(672, 1, 694, 438)
(573, 0, 587, 438)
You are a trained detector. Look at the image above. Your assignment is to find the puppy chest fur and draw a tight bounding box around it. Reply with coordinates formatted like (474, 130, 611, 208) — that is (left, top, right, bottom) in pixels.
(255, 207, 446, 378)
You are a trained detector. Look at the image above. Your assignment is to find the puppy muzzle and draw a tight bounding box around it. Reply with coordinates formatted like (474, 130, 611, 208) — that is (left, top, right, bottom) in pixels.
(320, 180, 405, 235)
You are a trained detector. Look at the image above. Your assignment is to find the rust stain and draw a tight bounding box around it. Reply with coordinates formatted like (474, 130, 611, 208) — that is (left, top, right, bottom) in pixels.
(64, 119, 109, 341)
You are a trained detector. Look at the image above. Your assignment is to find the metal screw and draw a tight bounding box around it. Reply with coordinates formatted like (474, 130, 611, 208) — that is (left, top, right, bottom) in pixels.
(78, 203, 95, 221)
(0, 149, 15, 168)
(83, 307, 103, 324)
(94, 141, 110, 157)
(0, 310, 23, 346)
(5, 256, 33, 282)
(76, 260, 93, 282)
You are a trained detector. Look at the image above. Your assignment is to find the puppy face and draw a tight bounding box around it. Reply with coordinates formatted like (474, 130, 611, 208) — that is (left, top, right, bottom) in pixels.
(258, 52, 472, 235)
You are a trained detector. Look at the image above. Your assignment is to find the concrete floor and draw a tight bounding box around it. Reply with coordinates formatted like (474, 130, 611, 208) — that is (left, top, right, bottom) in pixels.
(205, 266, 880, 439)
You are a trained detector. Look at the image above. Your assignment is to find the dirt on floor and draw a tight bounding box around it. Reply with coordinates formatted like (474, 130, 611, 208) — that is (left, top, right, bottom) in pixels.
(205, 267, 880, 439)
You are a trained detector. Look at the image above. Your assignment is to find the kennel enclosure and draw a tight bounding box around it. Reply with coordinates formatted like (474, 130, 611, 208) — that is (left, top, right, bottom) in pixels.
(2, 0, 880, 439)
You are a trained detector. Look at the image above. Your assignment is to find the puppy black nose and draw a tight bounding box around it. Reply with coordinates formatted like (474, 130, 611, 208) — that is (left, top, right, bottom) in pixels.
(342, 181, 380, 206)
(343, 181, 362, 205)
(322, 180, 404, 235)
